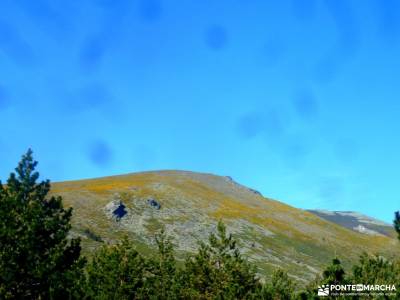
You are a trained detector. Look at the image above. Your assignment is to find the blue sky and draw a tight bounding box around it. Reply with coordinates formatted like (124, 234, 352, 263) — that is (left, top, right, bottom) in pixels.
(0, 0, 399, 222)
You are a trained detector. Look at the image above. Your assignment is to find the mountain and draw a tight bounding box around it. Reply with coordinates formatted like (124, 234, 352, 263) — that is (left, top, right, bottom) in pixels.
(50, 171, 398, 285)
(307, 210, 396, 238)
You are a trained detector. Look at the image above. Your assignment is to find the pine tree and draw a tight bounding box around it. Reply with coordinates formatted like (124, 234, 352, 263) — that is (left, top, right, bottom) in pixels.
(180, 221, 261, 299)
(321, 258, 346, 286)
(143, 229, 180, 299)
(85, 237, 147, 299)
(351, 253, 400, 285)
(259, 269, 295, 300)
(394, 211, 400, 241)
(301, 258, 348, 300)
(349, 253, 400, 299)
(0, 149, 85, 299)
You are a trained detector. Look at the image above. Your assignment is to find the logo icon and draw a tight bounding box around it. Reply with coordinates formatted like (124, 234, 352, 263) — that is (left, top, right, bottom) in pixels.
(318, 285, 330, 296)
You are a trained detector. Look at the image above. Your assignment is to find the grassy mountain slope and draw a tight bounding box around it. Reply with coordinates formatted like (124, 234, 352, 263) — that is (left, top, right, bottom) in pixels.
(51, 171, 398, 284)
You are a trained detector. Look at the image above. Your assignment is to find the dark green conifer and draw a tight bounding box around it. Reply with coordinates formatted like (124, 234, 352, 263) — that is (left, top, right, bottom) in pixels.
(180, 221, 261, 299)
(301, 258, 347, 300)
(144, 229, 181, 299)
(394, 211, 400, 241)
(0, 149, 85, 299)
(350, 253, 400, 299)
(85, 237, 147, 299)
(322, 258, 346, 286)
(259, 269, 295, 300)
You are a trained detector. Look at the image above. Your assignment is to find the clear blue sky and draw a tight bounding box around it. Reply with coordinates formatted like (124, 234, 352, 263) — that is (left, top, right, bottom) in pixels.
(0, 0, 399, 222)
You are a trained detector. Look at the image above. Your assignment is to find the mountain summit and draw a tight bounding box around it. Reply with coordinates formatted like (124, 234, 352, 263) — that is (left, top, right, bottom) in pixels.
(51, 170, 397, 284)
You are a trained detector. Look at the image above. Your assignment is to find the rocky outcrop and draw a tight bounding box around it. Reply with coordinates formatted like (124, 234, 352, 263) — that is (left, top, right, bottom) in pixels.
(225, 176, 263, 196)
(105, 199, 127, 220)
(147, 198, 161, 210)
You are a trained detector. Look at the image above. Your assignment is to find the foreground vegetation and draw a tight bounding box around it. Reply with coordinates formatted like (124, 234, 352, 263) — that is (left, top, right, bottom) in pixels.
(1, 151, 399, 299)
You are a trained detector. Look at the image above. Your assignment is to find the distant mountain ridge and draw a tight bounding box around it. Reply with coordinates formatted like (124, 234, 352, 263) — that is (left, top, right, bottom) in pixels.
(50, 170, 398, 285)
(307, 210, 395, 238)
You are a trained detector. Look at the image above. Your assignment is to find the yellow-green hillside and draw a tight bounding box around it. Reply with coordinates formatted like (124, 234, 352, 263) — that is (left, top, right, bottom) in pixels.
(51, 170, 398, 285)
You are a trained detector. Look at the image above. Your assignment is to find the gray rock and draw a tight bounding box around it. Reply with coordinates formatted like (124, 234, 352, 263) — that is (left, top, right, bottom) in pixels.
(105, 200, 127, 220)
(147, 198, 161, 210)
